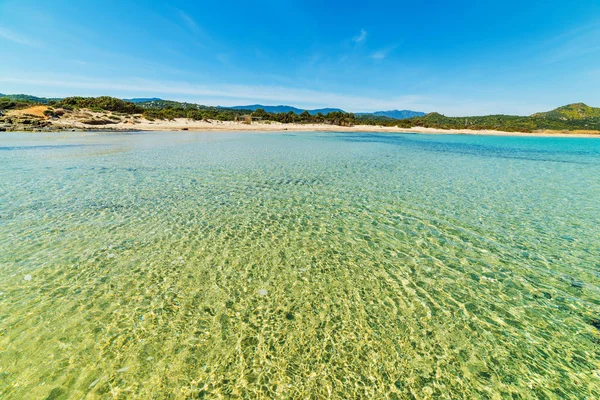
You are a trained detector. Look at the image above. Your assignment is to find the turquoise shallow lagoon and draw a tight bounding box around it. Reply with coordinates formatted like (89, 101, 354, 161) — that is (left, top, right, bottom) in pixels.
(1, 131, 599, 399)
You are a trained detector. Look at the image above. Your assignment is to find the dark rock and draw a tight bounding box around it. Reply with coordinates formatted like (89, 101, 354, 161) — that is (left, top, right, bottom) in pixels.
(80, 119, 116, 125)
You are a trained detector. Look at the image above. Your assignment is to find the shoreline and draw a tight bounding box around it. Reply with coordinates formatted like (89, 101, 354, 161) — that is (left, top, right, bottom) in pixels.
(48, 122, 600, 138)
(3, 115, 600, 138)
(73, 118, 600, 137)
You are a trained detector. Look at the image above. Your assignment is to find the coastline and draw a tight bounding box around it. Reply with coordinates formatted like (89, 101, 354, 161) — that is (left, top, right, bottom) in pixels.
(54, 118, 600, 138)
(3, 112, 600, 138)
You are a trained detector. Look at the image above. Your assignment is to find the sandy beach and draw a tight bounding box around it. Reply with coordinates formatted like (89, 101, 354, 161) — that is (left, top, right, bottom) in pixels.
(50, 116, 600, 138)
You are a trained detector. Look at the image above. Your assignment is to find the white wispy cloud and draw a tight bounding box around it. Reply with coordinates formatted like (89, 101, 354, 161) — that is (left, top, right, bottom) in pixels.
(176, 9, 199, 32)
(543, 22, 600, 63)
(353, 29, 367, 44)
(370, 50, 387, 60)
(369, 44, 399, 60)
(0, 27, 37, 47)
(172, 8, 222, 51)
(216, 53, 232, 66)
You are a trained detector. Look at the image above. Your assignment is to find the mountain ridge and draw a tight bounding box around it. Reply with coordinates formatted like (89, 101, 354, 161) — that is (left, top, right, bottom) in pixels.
(356, 110, 426, 119)
(228, 104, 344, 115)
(0, 93, 60, 103)
(125, 97, 163, 103)
(230, 105, 426, 119)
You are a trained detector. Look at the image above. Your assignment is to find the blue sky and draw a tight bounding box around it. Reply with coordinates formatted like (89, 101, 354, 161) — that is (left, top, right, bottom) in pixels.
(1, 0, 600, 115)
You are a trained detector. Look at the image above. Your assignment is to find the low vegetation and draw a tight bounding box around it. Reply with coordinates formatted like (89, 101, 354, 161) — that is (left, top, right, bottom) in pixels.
(52, 96, 143, 114)
(0, 97, 40, 111)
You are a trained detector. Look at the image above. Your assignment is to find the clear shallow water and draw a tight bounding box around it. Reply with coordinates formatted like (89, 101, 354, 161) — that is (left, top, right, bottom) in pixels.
(0, 131, 599, 399)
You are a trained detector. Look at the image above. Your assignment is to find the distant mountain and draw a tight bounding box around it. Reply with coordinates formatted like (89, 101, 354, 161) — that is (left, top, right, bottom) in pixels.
(229, 104, 344, 115)
(359, 110, 426, 120)
(135, 99, 207, 110)
(231, 105, 426, 119)
(0, 93, 60, 103)
(532, 103, 600, 120)
(125, 97, 163, 103)
(1, 94, 162, 104)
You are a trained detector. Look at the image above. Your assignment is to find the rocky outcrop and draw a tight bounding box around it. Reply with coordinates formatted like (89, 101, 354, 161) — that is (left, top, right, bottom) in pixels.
(0, 115, 53, 131)
(79, 119, 117, 125)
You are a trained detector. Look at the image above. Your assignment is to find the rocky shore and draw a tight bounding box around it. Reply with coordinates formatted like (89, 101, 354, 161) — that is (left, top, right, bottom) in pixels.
(0, 107, 140, 132)
(0, 114, 54, 132)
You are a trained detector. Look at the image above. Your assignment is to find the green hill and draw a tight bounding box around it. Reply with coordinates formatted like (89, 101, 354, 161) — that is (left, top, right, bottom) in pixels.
(532, 103, 600, 120)
(394, 104, 600, 132)
(396, 112, 535, 132)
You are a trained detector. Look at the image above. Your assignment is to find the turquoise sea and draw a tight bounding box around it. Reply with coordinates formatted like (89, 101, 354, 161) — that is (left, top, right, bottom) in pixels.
(1, 131, 599, 399)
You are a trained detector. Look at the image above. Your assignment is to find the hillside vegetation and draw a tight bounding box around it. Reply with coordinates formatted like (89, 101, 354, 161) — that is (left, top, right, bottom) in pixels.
(0, 97, 41, 111)
(53, 96, 143, 114)
(532, 103, 600, 120)
(0, 94, 58, 104)
(396, 104, 600, 132)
